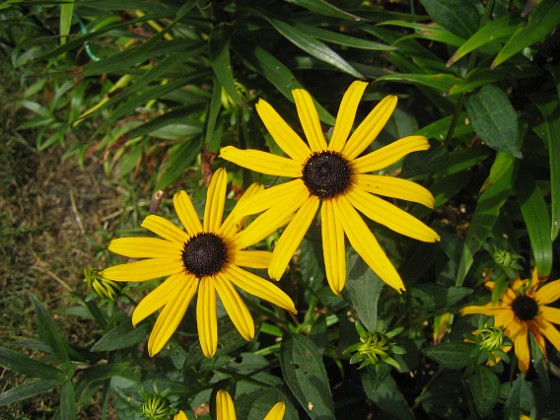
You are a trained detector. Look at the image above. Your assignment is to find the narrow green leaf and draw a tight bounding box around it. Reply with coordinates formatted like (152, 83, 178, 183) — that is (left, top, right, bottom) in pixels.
(515, 169, 552, 276)
(375, 73, 464, 93)
(479, 150, 515, 193)
(205, 78, 224, 153)
(59, 0, 75, 45)
(420, 0, 480, 39)
(156, 138, 201, 190)
(59, 380, 77, 420)
(30, 294, 70, 364)
(0, 379, 59, 406)
(295, 23, 396, 51)
(456, 154, 517, 285)
(465, 85, 521, 158)
(422, 341, 475, 369)
(209, 26, 244, 107)
(91, 321, 150, 352)
(280, 332, 334, 418)
(447, 13, 520, 66)
(529, 332, 550, 395)
(532, 95, 560, 240)
(468, 366, 500, 417)
(362, 366, 415, 420)
(416, 112, 473, 141)
(343, 248, 383, 333)
(379, 20, 465, 47)
(285, 0, 363, 20)
(492, 0, 560, 68)
(0, 347, 62, 379)
(266, 17, 364, 79)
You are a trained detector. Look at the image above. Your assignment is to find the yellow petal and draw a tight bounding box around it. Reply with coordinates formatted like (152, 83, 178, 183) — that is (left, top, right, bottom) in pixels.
(342, 95, 398, 160)
(215, 273, 254, 341)
(108, 237, 182, 259)
(204, 168, 227, 232)
(540, 305, 560, 325)
(333, 196, 405, 292)
(353, 136, 430, 173)
(147, 276, 198, 356)
(264, 402, 286, 420)
(346, 187, 440, 242)
(220, 146, 303, 178)
(321, 200, 346, 295)
(102, 258, 183, 282)
(460, 303, 495, 316)
(355, 174, 435, 208)
(535, 316, 560, 352)
(132, 272, 191, 326)
(216, 390, 236, 420)
(197, 277, 218, 357)
(255, 98, 311, 162)
(232, 250, 272, 269)
(226, 265, 296, 314)
(174, 410, 188, 420)
(293, 88, 327, 151)
(173, 190, 203, 236)
(513, 326, 530, 371)
(536, 279, 560, 305)
(329, 81, 368, 152)
(141, 215, 190, 244)
(236, 180, 307, 217)
(269, 196, 320, 280)
(219, 183, 264, 238)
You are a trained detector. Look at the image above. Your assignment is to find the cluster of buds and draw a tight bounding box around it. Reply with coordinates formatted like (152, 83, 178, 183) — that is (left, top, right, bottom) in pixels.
(141, 395, 171, 420)
(84, 267, 121, 301)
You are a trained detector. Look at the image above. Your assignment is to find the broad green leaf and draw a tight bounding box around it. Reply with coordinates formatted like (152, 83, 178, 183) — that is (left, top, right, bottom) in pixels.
(59, 0, 75, 45)
(447, 14, 521, 66)
(30, 294, 70, 364)
(0, 347, 62, 379)
(0, 379, 59, 406)
(420, 0, 480, 39)
(91, 321, 151, 352)
(465, 85, 521, 158)
(422, 341, 475, 369)
(295, 23, 396, 51)
(362, 366, 415, 420)
(266, 17, 364, 79)
(532, 95, 560, 240)
(280, 332, 334, 418)
(343, 248, 383, 333)
(379, 20, 465, 47)
(209, 26, 244, 107)
(492, 0, 560, 68)
(285, 0, 363, 20)
(375, 73, 463, 93)
(59, 380, 77, 420)
(456, 154, 517, 285)
(515, 170, 552, 277)
(468, 366, 500, 417)
(504, 375, 535, 419)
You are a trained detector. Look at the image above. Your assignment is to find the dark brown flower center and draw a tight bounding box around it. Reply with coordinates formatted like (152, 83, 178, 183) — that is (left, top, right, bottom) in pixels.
(302, 151, 352, 199)
(511, 295, 539, 321)
(182, 233, 228, 278)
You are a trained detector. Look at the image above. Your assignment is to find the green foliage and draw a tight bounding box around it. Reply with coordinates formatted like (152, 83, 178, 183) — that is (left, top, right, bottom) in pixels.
(2, 0, 560, 418)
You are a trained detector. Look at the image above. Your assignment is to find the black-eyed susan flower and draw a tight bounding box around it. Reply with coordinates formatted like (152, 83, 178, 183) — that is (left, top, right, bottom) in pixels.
(461, 268, 560, 371)
(220, 81, 439, 294)
(102, 168, 296, 358)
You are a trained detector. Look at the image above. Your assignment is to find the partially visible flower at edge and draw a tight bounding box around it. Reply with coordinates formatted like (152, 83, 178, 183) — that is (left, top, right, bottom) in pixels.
(461, 268, 560, 371)
(101, 168, 296, 358)
(220, 81, 440, 295)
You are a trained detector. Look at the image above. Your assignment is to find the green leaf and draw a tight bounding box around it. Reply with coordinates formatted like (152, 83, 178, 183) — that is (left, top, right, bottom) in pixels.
(59, 380, 77, 420)
(492, 0, 560, 68)
(422, 341, 475, 369)
(529, 332, 550, 395)
(0, 347, 62, 379)
(30, 294, 70, 364)
(465, 85, 521, 158)
(266, 17, 364, 79)
(91, 321, 151, 352)
(456, 154, 517, 285)
(420, 0, 480, 39)
(468, 366, 500, 417)
(0, 379, 59, 406)
(379, 20, 465, 47)
(59, 0, 75, 45)
(410, 284, 472, 311)
(343, 248, 384, 333)
(416, 113, 473, 141)
(504, 375, 535, 419)
(284, 0, 363, 20)
(362, 366, 415, 420)
(375, 73, 464, 93)
(532, 95, 560, 240)
(447, 13, 520, 66)
(295, 23, 396, 51)
(205, 78, 223, 153)
(280, 332, 334, 418)
(156, 138, 201, 190)
(514, 169, 553, 276)
(209, 26, 244, 107)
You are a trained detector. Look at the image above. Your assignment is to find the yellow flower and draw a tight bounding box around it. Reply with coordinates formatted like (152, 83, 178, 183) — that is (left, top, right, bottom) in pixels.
(216, 390, 285, 420)
(220, 81, 439, 294)
(461, 269, 560, 371)
(102, 168, 296, 358)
